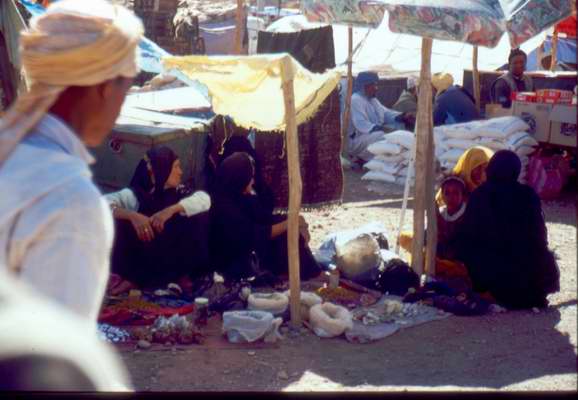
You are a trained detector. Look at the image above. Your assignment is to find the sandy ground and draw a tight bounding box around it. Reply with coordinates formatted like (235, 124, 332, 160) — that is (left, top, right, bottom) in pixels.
(119, 168, 577, 392)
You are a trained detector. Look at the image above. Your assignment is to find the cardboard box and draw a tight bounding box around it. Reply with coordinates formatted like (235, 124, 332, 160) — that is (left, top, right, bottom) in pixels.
(536, 89, 573, 105)
(485, 103, 513, 118)
(549, 104, 577, 147)
(512, 101, 552, 142)
(512, 92, 537, 102)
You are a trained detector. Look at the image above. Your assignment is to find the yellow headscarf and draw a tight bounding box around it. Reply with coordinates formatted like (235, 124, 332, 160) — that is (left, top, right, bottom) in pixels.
(432, 72, 454, 94)
(436, 146, 494, 205)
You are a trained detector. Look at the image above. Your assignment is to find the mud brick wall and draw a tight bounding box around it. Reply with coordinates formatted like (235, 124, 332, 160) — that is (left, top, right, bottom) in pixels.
(134, 0, 192, 55)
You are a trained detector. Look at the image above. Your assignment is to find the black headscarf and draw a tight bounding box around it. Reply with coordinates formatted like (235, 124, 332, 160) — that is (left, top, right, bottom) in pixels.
(129, 146, 180, 215)
(216, 137, 276, 218)
(486, 150, 521, 184)
(213, 152, 254, 199)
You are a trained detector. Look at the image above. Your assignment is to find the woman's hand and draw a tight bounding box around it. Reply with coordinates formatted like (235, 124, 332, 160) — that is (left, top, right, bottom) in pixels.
(298, 215, 311, 244)
(130, 212, 155, 242)
(150, 206, 177, 233)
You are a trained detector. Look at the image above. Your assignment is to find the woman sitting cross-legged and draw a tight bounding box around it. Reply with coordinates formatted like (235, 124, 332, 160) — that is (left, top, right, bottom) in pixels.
(105, 147, 211, 295)
(454, 150, 560, 309)
(209, 151, 322, 284)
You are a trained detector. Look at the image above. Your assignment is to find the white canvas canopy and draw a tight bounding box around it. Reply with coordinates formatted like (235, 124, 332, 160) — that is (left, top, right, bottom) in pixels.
(266, 14, 549, 83)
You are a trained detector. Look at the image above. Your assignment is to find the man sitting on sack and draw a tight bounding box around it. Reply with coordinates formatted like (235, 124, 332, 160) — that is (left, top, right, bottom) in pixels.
(491, 48, 534, 109)
(432, 72, 480, 126)
(348, 71, 415, 164)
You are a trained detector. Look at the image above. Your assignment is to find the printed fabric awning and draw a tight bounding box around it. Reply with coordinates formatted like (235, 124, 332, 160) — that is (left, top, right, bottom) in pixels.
(163, 53, 341, 132)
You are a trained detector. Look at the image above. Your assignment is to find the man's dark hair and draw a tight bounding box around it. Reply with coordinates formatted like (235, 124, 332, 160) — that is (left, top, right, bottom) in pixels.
(508, 48, 527, 63)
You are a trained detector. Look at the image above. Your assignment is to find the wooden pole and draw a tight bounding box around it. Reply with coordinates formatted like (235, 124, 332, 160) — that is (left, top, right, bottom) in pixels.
(472, 46, 481, 113)
(340, 25, 354, 157)
(410, 37, 433, 277)
(280, 56, 302, 327)
(234, 0, 245, 55)
(550, 31, 559, 72)
(424, 90, 437, 277)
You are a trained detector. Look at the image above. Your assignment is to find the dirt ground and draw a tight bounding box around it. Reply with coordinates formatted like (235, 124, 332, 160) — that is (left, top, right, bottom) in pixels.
(119, 168, 577, 392)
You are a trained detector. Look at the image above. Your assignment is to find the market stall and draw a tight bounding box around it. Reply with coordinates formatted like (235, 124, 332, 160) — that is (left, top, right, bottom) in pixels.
(163, 54, 340, 326)
(302, 0, 576, 277)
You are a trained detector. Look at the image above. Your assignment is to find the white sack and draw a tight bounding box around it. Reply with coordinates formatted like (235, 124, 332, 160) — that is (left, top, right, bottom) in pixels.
(367, 141, 402, 156)
(361, 170, 397, 183)
(446, 138, 479, 150)
(475, 116, 530, 139)
(439, 148, 465, 163)
(383, 130, 415, 149)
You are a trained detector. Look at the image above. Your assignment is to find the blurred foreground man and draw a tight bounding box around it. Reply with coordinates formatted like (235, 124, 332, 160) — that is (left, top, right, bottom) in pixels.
(0, 268, 131, 391)
(0, 0, 143, 324)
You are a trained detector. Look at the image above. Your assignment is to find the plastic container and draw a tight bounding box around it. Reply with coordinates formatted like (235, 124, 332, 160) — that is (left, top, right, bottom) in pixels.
(194, 297, 209, 326)
(328, 264, 340, 289)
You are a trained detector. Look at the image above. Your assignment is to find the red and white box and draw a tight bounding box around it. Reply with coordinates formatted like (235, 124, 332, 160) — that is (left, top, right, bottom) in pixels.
(536, 89, 573, 105)
(511, 91, 537, 102)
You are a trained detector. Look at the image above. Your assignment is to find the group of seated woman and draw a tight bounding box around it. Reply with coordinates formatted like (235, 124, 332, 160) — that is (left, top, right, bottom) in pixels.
(401, 146, 560, 310)
(106, 138, 321, 296)
(106, 140, 559, 311)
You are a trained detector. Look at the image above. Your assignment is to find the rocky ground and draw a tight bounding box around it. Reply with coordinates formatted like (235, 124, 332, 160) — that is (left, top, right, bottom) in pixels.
(119, 168, 577, 392)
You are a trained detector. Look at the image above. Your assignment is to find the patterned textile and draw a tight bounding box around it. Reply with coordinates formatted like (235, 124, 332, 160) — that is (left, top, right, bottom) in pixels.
(98, 294, 195, 326)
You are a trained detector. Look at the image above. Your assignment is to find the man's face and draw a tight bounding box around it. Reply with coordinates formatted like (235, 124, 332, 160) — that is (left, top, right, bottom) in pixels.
(364, 82, 378, 98)
(82, 77, 134, 147)
(510, 54, 526, 77)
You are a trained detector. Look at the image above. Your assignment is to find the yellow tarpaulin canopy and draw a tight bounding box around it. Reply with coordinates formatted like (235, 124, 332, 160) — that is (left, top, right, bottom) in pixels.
(163, 53, 341, 132)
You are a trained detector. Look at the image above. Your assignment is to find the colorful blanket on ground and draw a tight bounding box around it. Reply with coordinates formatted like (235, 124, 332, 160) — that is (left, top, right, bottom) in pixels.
(98, 294, 195, 326)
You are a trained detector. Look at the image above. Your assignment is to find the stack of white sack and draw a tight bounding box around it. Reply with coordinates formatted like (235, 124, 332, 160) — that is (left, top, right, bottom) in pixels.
(436, 116, 538, 182)
(361, 130, 447, 187)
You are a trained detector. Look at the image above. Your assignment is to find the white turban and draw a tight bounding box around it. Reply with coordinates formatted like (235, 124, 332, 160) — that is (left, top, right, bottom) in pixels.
(0, 0, 143, 165)
(407, 76, 418, 90)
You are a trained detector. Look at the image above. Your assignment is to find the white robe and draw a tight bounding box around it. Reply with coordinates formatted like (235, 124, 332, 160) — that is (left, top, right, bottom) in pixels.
(348, 92, 404, 161)
(0, 114, 113, 325)
(0, 268, 131, 391)
(105, 188, 211, 216)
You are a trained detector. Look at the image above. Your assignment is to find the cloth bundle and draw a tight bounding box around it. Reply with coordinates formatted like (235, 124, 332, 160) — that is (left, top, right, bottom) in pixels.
(436, 116, 537, 182)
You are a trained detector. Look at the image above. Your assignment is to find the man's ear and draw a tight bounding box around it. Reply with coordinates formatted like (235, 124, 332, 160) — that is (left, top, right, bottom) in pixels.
(97, 80, 114, 100)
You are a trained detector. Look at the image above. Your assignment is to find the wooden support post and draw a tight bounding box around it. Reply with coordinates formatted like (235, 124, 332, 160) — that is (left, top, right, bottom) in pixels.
(411, 37, 433, 277)
(234, 0, 245, 55)
(340, 25, 354, 157)
(424, 93, 437, 277)
(473, 46, 481, 113)
(550, 31, 559, 71)
(280, 56, 302, 327)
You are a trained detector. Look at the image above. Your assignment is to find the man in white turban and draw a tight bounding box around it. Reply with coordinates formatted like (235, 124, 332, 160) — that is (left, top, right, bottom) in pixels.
(0, 0, 143, 325)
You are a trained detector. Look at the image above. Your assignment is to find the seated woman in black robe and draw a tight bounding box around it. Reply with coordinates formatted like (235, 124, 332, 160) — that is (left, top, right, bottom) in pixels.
(209, 151, 322, 282)
(106, 147, 211, 295)
(216, 134, 276, 219)
(454, 150, 560, 309)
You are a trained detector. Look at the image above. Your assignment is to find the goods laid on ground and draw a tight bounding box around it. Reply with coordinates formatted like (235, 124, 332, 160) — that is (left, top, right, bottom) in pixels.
(222, 310, 283, 343)
(308, 302, 353, 338)
(362, 116, 538, 186)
